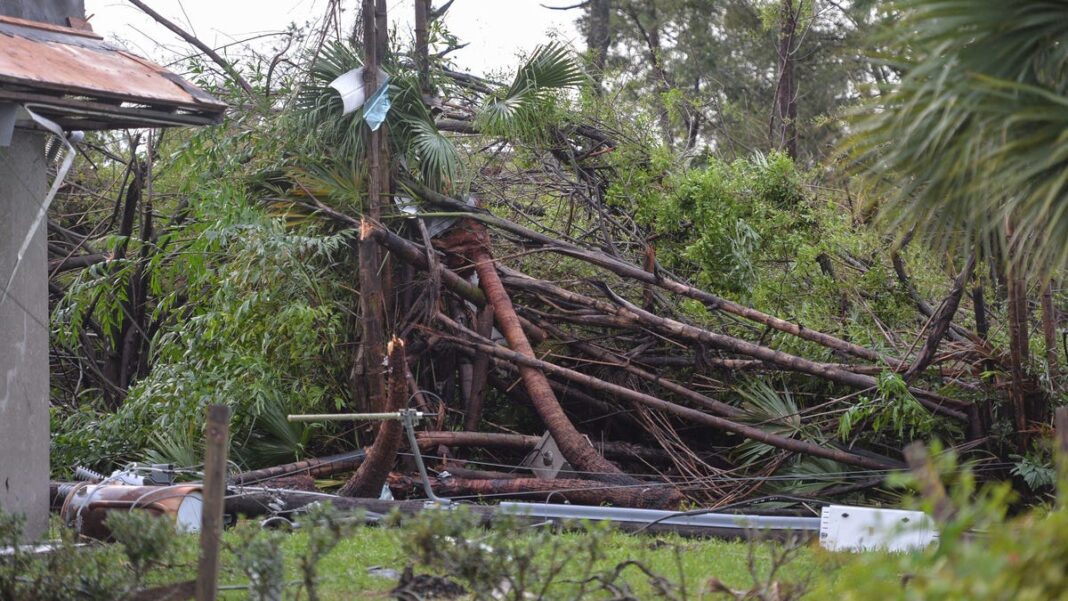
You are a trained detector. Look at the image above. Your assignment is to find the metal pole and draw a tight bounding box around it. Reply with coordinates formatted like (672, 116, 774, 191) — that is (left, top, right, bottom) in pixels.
(402, 411, 446, 504)
(287, 411, 427, 423)
(286, 410, 448, 505)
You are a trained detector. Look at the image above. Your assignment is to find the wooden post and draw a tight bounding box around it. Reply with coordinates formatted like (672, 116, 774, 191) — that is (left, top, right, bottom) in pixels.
(414, 0, 430, 99)
(356, 0, 390, 419)
(1042, 281, 1060, 391)
(904, 442, 956, 524)
(195, 405, 231, 601)
(1056, 407, 1068, 503)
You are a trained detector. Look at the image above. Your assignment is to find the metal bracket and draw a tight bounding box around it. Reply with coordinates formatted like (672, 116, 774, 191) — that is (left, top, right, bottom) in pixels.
(520, 431, 572, 480)
(288, 410, 450, 505)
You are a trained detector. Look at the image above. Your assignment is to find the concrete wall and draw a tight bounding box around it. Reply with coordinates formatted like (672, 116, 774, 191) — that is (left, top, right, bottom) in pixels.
(0, 0, 83, 540)
(0, 131, 50, 539)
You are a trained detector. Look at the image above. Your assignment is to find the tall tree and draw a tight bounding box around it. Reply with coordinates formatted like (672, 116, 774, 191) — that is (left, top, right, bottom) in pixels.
(770, 0, 799, 158)
(578, 0, 876, 161)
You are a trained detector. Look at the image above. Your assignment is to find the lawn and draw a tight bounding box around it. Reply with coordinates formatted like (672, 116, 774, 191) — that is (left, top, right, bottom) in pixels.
(147, 520, 839, 599)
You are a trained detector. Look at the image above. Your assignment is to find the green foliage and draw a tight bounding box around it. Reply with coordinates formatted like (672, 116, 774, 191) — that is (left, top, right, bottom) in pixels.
(294, 503, 354, 601)
(821, 446, 1068, 601)
(1010, 452, 1056, 494)
(838, 372, 940, 443)
(52, 184, 352, 470)
(477, 42, 586, 139)
(294, 40, 463, 190)
(629, 152, 808, 298)
(396, 507, 675, 600)
(734, 379, 806, 466)
(0, 510, 173, 600)
(845, 0, 1068, 275)
(231, 526, 287, 601)
(596, 0, 878, 159)
(106, 511, 177, 588)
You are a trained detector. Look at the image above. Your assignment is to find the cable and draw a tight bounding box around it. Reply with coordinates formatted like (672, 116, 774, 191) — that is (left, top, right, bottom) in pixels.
(1, 107, 80, 314)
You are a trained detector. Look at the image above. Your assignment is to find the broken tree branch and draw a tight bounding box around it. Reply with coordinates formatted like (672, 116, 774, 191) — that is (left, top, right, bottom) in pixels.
(127, 0, 255, 97)
(435, 314, 900, 470)
(405, 178, 895, 364)
(340, 337, 408, 497)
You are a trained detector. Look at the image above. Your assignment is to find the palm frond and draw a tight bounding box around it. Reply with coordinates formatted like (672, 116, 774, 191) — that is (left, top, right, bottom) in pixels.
(404, 118, 462, 189)
(478, 42, 585, 137)
(733, 379, 805, 467)
(294, 41, 462, 191)
(294, 42, 368, 161)
(843, 0, 1068, 275)
(239, 397, 313, 468)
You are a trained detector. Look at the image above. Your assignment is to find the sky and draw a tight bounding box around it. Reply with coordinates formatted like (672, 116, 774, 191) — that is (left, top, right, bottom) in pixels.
(83, 0, 583, 77)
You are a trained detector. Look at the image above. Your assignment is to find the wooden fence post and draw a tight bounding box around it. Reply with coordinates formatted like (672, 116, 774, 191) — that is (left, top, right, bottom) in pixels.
(1056, 406, 1068, 504)
(196, 405, 231, 601)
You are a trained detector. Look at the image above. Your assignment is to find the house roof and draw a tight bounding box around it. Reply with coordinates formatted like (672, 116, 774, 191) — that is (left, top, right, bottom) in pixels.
(0, 15, 226, 130)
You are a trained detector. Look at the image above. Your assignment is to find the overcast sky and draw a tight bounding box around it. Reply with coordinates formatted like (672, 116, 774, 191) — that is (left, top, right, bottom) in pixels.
(83, 0, 582, 77)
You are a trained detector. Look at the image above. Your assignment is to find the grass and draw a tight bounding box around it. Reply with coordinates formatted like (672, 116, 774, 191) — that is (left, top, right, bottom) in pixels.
(138, 518, 833, 599)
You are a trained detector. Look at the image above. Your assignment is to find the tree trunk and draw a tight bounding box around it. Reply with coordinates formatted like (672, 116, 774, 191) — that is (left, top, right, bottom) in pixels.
(450, 221, 636, 485)
(415, 430, 671, 463)
(432, 476, 681, 509)
(409, 180, 892, 363)
(439, 316, 900, 470)
(1042, 280, 1060, 391)
(903, 254, 975, 382)
(1006, 262, 1030, 448)
(499, 267, 969, 420)
(587, 0, 611, 92)
(356, 0, 390, 418)
(340, 338, 408, 497)
(463, 303, 494, 431)
(771, 0, 798, 159)
(414, 0, 431, 100)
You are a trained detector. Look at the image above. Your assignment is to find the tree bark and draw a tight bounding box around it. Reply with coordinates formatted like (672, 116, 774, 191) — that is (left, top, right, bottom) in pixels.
(1006, 261, 1030, 448)
(771, 0, 799, 159)
(532, 316, 743, 417)
(438, 317, 900, 470)
(432, 476, 682, 509)
(1042, 280, 1060, 391)
(356, 0, 390, 417)
(499, 268, 969, 420)
(463, 303, 494, 431)
(414, 431, 671, 463)
(340, 337, 408, 497)
(448, 221, 637, 485)
(587, 0, 611, 92)
(232, 451, 366, 485)
(414, 0, 431, 100)
(127, 0, 255, 97)
(903, 254, 975, 382)
(407, 179, 892, 364)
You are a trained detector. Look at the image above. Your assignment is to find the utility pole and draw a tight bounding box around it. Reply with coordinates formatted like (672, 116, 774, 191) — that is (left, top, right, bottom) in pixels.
(0, 0, 85, 541)
(356, 0, 390, 416)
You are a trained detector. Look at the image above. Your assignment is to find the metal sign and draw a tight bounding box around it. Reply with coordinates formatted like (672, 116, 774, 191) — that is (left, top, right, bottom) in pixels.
(520, 432, 573, 480)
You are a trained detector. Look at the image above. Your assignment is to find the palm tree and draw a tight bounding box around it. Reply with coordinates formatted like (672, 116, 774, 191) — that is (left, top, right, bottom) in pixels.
(845, 0, 1068, 275)
(845, 0, 1068, 443)
(294, 41, 585, 193)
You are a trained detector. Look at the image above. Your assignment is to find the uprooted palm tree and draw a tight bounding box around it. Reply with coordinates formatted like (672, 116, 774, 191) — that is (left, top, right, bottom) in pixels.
(290, 39, 669, 496)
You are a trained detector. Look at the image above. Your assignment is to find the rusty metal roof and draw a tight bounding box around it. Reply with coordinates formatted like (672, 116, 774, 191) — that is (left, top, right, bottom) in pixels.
(0, 15, 226, 130)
